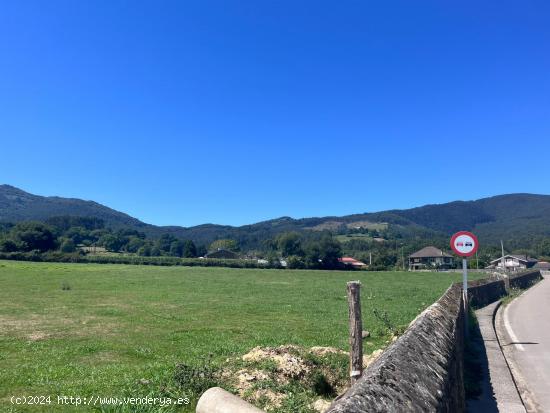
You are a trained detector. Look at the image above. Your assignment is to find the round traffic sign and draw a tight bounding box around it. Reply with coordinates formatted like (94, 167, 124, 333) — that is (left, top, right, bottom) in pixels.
(450, 231, 479, 257)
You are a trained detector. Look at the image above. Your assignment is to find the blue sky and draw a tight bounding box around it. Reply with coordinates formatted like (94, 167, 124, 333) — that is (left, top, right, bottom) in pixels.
(1, 1, 549, 227)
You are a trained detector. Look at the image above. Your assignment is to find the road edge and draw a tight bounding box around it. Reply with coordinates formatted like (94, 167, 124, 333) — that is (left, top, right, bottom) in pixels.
(470, 300, 525, 412)
(495, 283, 544, 412)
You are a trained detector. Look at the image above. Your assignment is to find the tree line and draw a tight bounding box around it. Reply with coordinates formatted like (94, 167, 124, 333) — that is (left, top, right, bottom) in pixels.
(0, 217, 206, 258)
(261, 231, 343, 269)
(1, 216, 550, 270)
(0, 217, 346, 269)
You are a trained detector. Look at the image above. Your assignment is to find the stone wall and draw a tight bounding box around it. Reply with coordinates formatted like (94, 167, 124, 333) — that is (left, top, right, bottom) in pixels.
(509, 270, 542, 290)
(467, 279, 506, 308)
(327, 284, 465, 413)
(326, 270, 544, 413)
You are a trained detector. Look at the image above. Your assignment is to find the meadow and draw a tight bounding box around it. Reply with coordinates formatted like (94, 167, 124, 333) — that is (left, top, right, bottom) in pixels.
(0, 261, 482, 412)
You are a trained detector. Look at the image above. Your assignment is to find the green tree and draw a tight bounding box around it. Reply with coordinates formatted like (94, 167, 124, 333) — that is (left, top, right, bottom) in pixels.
(64, 226, 89, 244)
(0, 239, 18, 252)
(99, 234, 124, 252)
(305, 235, 342, 269)
(137, 244, 152, 256)
(155, 234, 178, 253)
(266, 251, 282, 268)
(90, 229, 108, 242)
(126, 236, 145, 253)
(286, 255, 305, 269)
(182, 240, 197, 258)
(60, 239, 77, 253)
(46, 216, 104, 232)
(536, 238, 550, 257)
(169, 240, 184, 257)
(276, 232, 303, 257)
(10, 222, 56, 252)
(196, 245, 208, 257)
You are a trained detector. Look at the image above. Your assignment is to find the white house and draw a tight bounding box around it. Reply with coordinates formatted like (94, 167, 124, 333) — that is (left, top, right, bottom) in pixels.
(488, 255, 538, 271)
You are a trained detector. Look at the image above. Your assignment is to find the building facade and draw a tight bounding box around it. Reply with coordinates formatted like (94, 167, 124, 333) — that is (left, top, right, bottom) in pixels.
(488, 255, 538, 272)
(409, 246, 454, 271)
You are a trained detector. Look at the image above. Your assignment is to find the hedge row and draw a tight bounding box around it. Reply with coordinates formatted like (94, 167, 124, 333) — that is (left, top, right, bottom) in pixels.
(0, 251, 268, 269)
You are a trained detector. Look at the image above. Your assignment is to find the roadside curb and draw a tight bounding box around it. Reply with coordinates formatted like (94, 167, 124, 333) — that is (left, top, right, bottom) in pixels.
(495, 288, 542, 412)
(470, 300, 526, 412)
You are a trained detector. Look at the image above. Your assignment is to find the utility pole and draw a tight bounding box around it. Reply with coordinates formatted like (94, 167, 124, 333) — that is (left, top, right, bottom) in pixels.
(401, 247, 405, 271)
(501, 240, 510, 291)
(369, 252, 372, 266)
(501, 240, 506, 273)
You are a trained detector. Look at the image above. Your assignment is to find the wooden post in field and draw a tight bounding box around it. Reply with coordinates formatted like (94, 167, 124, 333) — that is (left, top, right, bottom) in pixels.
(347, 281, 363, 384)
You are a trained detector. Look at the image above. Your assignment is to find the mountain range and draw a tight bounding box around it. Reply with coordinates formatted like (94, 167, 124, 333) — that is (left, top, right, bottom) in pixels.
(1, 184, 550, 247)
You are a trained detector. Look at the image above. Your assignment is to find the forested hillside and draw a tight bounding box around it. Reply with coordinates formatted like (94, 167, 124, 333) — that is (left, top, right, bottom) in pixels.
(2, 185, 550, 250)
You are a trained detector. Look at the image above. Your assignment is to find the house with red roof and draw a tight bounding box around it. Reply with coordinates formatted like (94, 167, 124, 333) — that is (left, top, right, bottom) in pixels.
(338, 256, 367, 268)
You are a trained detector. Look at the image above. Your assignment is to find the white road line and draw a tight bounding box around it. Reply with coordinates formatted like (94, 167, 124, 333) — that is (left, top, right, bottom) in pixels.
(503, 300, 525, 352)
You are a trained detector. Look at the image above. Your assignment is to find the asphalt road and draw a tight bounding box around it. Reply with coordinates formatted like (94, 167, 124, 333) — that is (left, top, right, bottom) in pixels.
(501, 276, 550, 412)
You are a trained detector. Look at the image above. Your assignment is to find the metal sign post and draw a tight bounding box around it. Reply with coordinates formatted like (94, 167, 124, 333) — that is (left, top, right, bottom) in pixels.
(450, 231, 479, 339)
(462, 258, 468, 297)
(462, 258, 468, 337)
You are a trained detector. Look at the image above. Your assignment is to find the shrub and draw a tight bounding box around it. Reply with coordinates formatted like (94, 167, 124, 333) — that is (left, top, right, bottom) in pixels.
(60, 239, 76, 253)
(174, 355, 222, 397)
(286, 255, 306, 269)
(0, 239, 18, 252)
(309, 370, 336, 397)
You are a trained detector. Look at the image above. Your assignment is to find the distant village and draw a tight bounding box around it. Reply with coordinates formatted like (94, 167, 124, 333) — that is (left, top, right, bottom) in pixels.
(206, 245, 550, 272)
(406, 246, 550, 272)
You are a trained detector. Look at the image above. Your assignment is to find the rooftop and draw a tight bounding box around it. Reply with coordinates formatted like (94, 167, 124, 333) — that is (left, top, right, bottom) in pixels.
(489, 254, 538, 264)
(339, 257, 367, 266)
(409, 246, 453, 259)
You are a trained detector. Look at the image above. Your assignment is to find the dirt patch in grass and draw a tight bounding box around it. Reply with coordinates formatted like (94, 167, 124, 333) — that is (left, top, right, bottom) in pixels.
(212, 344, 384, 412)
(0, 314, 42, 330)
(1, 315, 51, 341)
(27, 331, 50, 341)
(0, 314, 120, 340)
(242, 345, 312, 380)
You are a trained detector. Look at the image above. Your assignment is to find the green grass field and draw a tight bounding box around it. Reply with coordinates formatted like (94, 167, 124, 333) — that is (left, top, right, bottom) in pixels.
(335, 233, 373, 243)
(0, 261, 481, 412)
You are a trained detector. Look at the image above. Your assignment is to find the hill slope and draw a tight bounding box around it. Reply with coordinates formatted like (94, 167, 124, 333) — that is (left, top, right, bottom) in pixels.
(0, 185, 150, 230)
(1, 184, 550, 246)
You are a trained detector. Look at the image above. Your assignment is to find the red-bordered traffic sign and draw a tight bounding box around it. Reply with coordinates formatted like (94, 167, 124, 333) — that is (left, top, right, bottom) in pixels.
(450, 231, 479, 257)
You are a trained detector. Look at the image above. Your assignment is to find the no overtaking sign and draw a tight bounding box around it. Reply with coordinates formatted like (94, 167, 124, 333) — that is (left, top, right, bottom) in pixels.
(450, 231, 479, 257)
(451, 230, 479, 339)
